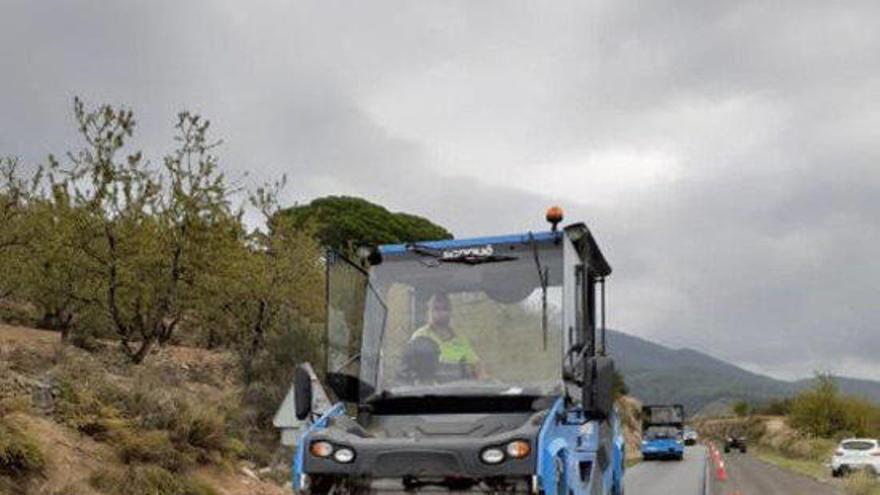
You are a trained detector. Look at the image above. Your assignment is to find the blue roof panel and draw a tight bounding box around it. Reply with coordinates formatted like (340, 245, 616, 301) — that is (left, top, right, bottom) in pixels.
(378, 230, 561, 255)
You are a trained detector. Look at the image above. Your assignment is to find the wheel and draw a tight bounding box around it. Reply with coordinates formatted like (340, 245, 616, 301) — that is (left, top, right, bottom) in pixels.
(740, 446, 747, 454)
(832, 469, 842, 478)
(677, 454, 684, 461)
(724, 447, 730, 453)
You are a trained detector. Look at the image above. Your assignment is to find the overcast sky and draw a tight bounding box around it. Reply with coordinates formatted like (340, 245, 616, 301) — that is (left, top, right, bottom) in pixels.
(2, 0, 879, 381)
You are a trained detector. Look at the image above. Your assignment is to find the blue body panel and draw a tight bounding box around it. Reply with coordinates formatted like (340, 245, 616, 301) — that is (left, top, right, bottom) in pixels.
(292, 403, 346, 492)
(535, 398, 624, 495)
(378, 230, 561, 255)
(641, 438, 684, 459)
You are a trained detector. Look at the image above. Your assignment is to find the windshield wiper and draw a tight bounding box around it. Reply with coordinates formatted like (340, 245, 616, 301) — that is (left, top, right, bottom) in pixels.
(529, 232, 549, 350)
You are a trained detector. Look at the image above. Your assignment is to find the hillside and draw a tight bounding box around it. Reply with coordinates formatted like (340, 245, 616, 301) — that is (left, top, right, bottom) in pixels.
(607, 329, 880, 415)
(0, 325, 289, 495)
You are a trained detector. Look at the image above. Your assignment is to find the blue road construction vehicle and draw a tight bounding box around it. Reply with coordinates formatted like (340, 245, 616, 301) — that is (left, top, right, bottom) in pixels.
(291, 210, 625, 494)
(640, 405, 685, 461)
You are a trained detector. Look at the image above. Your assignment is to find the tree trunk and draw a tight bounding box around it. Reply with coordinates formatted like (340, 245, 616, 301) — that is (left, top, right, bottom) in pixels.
(125, 338, 153, 364)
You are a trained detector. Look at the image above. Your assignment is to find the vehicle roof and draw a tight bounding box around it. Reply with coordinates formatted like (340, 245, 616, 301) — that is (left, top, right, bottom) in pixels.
(377, 222, 611, 276)
(378, 230, 560, 254)
(840, 438, 879, 443)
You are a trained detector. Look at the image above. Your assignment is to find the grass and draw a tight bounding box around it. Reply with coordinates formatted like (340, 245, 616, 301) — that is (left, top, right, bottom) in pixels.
(755, 446, 880, 495)
(0, 415, 45, 479)
(50, 346, 243, 470)
(753, 446, 829, 480)
(90, 465, 218, 495)
(843, 470, 880, 495)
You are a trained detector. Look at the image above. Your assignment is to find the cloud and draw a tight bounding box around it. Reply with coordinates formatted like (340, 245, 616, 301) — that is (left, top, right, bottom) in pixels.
(2, 0, 879, 380)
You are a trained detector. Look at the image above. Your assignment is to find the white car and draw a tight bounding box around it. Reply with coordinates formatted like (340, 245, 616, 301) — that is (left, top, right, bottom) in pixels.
(683, 428, 699, 446)
(831, 438, 880, 477)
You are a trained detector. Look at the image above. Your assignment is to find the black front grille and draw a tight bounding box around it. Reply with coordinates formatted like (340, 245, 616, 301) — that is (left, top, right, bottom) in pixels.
(374, 451, 463, 476)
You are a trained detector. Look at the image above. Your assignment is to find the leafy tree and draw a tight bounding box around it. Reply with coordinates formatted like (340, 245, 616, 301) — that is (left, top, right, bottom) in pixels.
(18, 195, 98, 339)
(0, 157, 36, 300)
(201, 181, 325, 383)
(788, 374, 846, 437)
(788, 373, 880, 438)
(732, 400, 751, 417)
(274, 196, 452, 253)
(47, 98, 238, 362)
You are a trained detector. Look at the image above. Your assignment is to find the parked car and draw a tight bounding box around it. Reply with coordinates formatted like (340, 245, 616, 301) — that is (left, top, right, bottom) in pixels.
(724, 435, 747, 453)
(683, 427, 698, 446)
(832, 438, 880, 477)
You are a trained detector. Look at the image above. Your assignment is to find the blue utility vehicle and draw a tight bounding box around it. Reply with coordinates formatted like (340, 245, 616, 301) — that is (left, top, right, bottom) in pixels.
(640, 405, 685, 461)
(291, 212, 625, 494)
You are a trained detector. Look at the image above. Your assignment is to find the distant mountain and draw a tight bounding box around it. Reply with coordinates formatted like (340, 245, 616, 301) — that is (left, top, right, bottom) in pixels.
(606, 329, 880, 416)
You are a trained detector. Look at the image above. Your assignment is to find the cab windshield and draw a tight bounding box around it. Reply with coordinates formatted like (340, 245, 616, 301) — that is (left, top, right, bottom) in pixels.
(359, 240, 564, 400)
(644, 426, 682, 441)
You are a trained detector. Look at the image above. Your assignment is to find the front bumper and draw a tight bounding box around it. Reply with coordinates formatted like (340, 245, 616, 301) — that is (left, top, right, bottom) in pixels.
(302, 475, 535, 494)
(304, 439, 536, 478)
(641, 442, 684, 459)
(302, 417, 542, 479)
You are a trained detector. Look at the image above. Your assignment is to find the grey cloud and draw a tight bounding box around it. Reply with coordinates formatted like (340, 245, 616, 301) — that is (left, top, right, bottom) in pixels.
(2, 0, 879, 380)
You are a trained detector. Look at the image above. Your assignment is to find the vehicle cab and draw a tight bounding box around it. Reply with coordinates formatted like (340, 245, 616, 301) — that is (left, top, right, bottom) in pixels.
(291, 218, 625, 494)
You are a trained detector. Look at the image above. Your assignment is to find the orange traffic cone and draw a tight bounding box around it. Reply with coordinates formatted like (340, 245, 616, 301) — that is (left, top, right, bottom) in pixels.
(717, 459, 728, 482)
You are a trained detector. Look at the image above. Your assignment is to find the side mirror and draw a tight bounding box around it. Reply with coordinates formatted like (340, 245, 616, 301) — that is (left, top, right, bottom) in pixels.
(583, 356, 616, 420)
(294, 365, 313, 420)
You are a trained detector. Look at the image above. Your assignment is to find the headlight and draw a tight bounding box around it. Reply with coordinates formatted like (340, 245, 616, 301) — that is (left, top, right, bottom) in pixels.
(481, 447, 505, 464)
(333, 447, 356, 464)
(506, 440, 530, 459)
(309, 441, 333, 458)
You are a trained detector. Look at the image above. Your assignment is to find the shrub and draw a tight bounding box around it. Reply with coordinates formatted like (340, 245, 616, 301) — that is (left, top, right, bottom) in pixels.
(0, 415, 45, 478)
(110, 427, 191, 472)
(170, 401, 230, 463)
(0, 397, 31, 416)
(755, 397, 793, 416)
(90, 466, 218, 495)
(789, 374, 880, 439)
(733, 401, 751, 417)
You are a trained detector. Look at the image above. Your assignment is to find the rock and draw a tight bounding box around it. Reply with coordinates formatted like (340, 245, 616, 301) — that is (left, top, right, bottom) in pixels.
(241, 466, 259, 480)
(31, 384, 55, 414)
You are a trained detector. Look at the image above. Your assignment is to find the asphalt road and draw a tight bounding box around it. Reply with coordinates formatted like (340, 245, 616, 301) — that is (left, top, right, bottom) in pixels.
(710, 451, 843, 495)
(626, 446, 708, 495)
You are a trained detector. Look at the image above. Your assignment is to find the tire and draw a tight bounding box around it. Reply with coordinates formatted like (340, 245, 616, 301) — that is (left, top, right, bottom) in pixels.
(740, 447, 747, 454)
(832, 469, 841, 478)
(724, 447, 730, 453)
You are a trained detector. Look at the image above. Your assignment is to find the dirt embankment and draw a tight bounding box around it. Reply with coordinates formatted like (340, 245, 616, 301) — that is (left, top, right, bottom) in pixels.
(617, 395, 643, 461)
(1, 324, 289, 495)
